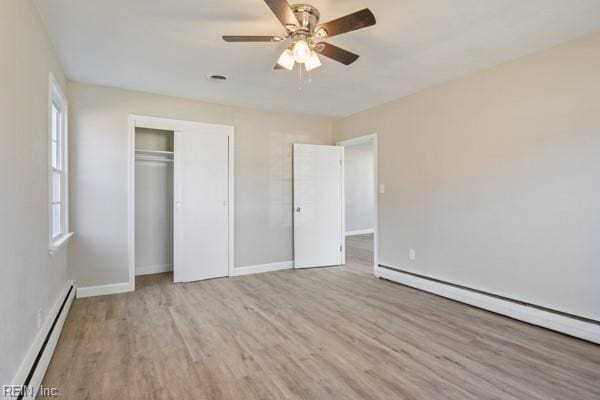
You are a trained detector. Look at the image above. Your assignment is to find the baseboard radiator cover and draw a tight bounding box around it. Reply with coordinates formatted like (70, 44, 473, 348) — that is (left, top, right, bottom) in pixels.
(9, 282, 75, 399)
(376, 265, 600, 344)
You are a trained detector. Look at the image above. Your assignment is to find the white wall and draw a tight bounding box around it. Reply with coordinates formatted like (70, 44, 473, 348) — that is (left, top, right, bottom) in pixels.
(334, 32, 600, 321)
(68, 82, 333, 287)
(344, 143, 374, 233)
(134, 128, 174, 275)
(135, 161, 173, 273)
(0, 0, 70, 385)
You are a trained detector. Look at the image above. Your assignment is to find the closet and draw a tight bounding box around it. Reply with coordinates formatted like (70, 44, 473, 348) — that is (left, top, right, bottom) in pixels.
(130, 116, 233, 285)
(134, 128, 174, 276)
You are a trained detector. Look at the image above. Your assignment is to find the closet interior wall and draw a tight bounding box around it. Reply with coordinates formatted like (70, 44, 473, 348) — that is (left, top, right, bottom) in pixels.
(134, 128, 174, 276)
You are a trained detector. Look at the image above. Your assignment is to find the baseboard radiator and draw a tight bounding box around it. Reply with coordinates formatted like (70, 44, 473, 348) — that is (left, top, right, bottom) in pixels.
(9, 283, 75, 400)
(376, 265, 600, 344)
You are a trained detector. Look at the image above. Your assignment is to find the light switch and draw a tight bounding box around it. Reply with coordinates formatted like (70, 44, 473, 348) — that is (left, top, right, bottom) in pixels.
(379, 184, 385, 194)
(409, 249, 416, 261)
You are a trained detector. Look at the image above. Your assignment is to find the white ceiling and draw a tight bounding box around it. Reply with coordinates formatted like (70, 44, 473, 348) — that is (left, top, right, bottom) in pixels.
(35, 0, 600, 117)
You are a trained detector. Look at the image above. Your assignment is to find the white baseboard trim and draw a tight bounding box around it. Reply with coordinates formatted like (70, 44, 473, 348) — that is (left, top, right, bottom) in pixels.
(232, 261, 293, 277)
(376, 266, 600, 344)
(76, 281, 132, 298)
(135, 264, 173, 276)
(11, 280, 75, 398)
(345, 229, 374, 236)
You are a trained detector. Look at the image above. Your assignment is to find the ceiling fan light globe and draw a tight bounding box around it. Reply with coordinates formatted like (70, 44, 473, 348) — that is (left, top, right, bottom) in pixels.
(277, 49, 295, 70)
(305, 52, 322, 72)
(292, 40, 311, 63)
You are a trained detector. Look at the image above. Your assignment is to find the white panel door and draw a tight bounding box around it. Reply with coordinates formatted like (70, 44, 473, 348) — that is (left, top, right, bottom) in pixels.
(174, 130, 229, 282)
(293, 144, 344, 269)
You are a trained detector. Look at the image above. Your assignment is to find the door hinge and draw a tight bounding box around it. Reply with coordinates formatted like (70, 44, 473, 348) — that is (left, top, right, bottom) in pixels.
(339, 245, 342, 252)
(340, 159, 342, 166)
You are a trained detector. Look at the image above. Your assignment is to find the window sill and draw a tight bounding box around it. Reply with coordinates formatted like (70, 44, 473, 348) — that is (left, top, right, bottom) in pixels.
(49, 232, 74, 255)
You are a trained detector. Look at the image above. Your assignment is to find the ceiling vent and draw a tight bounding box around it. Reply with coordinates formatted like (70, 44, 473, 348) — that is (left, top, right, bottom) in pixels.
(207, 74, 227, 81)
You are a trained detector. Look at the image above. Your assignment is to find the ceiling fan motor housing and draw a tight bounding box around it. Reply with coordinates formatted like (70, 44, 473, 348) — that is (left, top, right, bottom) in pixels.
(290, 4, 320, 34)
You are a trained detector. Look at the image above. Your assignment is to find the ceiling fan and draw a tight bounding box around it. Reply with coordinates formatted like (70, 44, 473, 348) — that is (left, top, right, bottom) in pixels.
(223, 0, 376, 72)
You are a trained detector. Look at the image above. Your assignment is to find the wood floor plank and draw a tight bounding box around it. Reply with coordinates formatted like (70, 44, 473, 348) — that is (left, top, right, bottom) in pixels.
(42, 234, 600, 399)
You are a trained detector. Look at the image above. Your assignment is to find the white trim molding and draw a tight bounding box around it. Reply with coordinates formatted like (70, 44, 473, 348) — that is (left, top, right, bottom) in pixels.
(345, 229, 374, 236)
(232, 261, 293, 277)
(135, 264, 173, 276)
(376, 265, 600, 344)
(11, 281, 75, 397)
(48, 231, 74, 255)
(336, 134, 377, 148)
(76, 282, 132, 298)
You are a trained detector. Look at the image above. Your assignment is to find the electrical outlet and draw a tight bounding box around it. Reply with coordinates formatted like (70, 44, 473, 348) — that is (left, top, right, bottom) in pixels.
(37, 308, 43, 330)
(409, 249, 416, 261)
(379, 184, 385, 194)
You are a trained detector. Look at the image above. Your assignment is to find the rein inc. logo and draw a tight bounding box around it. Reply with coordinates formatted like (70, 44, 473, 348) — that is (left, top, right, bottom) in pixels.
(3, 385, 59, 398)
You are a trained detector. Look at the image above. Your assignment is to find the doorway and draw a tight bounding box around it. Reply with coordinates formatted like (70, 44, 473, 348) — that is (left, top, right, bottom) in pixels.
(128, 115, 235, 290)
(337, 134, 378, 274)
(134, 128, 174, 277)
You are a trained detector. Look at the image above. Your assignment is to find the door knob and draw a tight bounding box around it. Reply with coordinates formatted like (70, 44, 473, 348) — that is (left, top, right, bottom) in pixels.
(296, 207, 301, 212)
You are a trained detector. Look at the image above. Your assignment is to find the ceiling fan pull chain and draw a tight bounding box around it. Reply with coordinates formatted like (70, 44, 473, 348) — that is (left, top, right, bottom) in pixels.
(299, 63, 303, 91)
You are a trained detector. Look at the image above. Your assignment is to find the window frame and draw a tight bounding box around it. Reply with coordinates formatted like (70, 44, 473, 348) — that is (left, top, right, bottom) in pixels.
(48, 73, 72, 253)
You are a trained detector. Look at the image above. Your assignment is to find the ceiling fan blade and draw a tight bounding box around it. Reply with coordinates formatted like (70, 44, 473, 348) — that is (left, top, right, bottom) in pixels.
(223, 35, 284, 42)
(264, 0, 299, 29)
(317, 8, 376, 38)
(274, 63, 285, 70)
(317, 42, 360, 65)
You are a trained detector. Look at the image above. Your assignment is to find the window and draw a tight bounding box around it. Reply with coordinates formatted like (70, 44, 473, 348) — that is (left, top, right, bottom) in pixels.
(49, 74, 71, 251)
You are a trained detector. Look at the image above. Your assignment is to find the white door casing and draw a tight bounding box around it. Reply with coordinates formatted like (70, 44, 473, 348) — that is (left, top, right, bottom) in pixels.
(293, 144, 344, 269)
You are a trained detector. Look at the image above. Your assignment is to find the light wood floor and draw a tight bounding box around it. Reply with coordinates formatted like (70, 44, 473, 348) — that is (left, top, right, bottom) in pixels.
(43, 234, 600, 399)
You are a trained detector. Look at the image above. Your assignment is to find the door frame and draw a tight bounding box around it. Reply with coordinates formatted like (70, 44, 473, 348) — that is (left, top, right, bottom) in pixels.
(336, 133, 379, 276)
(128, 115, 235, 290)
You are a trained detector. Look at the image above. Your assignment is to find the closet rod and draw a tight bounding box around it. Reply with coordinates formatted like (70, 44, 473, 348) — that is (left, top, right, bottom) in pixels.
(135, 156, 173, 163)
(135, 149, 174, 155)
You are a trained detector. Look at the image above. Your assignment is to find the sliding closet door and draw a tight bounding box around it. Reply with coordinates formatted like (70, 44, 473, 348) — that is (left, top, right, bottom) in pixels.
(174, 130, 229, 282)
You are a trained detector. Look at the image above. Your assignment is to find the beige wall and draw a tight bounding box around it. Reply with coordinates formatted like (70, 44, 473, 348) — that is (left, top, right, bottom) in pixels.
(334, 32, 600, 321)
(68, 82, 333, 287)
(0, 0, 69, 384)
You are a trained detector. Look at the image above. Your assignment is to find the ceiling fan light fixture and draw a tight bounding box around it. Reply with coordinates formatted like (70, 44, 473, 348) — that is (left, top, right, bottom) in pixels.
(292, 39, 311, 63)
(304, 52, 322, 71)
(277, 49, 295, 70)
